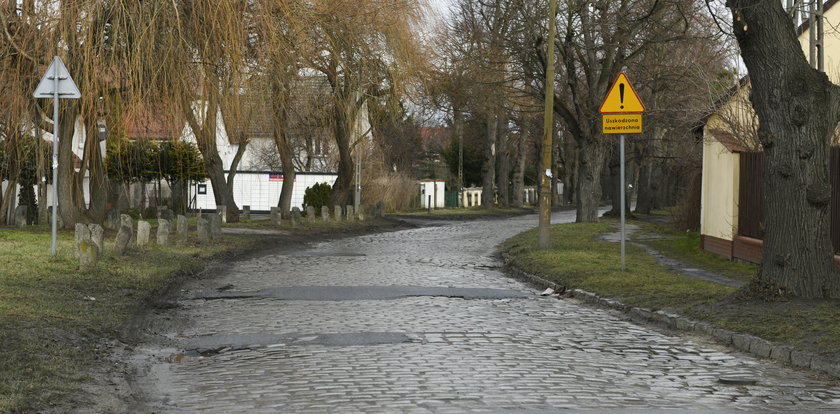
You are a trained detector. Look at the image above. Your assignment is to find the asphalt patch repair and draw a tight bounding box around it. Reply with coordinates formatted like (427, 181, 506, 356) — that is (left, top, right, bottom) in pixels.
(192, 285, 533, 301)
(183, 332, 423, 355)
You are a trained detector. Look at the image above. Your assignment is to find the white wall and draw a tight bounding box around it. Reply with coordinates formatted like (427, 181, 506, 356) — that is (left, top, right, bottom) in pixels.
(419, 181, 445, 208)
(194, 172, 337, 212)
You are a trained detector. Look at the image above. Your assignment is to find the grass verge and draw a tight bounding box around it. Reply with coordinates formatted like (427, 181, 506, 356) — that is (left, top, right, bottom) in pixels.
(502, 219, 840, 360)
(0, 224, 248, 413)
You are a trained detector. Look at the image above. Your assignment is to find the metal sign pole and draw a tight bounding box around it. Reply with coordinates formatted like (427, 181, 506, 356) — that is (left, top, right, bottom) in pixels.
(620, 134, 626, 271)
(51, 58, 59, 257)
(33, 56, 80, 257)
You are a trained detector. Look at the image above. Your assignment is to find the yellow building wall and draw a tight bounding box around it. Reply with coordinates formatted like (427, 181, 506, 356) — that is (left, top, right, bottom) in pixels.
(799, 3, 840, 84)
(702, 3, 839, 246)
(701, 135, 740, 242)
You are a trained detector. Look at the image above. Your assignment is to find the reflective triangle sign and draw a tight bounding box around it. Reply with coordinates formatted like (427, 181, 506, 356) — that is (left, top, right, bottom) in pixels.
(599, 73, 644, 114)
(33, 56, 81, 99)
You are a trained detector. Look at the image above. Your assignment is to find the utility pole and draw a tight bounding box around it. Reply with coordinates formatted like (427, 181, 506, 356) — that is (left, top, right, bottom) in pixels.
(537, 0, 558, 249)
(458, 115, 464, 207)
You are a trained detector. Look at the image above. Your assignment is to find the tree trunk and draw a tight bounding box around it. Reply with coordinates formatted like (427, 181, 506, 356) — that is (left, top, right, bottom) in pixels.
(57, 104, 81, 228)
(183, 96, 240, 222)
(562, 135, 577, 205)
(85, 117, 107, 223)
(271, 73, 297, 218)
(511, 123, 527, 207)
(495, 119, 510, 208)
(576, 138, 606, 222)
(481, 115, 497, 208)
(729, 1, 840, 298)
(330, 99, 354, 207)
(635, 159, 657, 215)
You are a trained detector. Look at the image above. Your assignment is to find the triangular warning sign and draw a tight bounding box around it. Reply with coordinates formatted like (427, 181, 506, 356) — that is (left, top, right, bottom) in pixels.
(33, 56, 81, 99)
(599, 73, 644, 114)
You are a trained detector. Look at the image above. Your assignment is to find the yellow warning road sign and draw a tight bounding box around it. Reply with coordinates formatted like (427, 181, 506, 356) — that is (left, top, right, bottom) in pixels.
(599, 73, 645, 114)
(602, 114, 642, 134)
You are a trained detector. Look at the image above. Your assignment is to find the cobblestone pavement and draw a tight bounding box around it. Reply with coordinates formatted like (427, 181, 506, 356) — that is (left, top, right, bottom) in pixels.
(133, 211, 840, 413)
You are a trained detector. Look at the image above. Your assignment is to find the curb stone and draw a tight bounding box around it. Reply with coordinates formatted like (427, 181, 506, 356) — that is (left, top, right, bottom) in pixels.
(502, 258, 840, 379)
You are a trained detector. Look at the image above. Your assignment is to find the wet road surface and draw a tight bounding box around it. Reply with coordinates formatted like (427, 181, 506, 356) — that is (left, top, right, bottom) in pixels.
(131, 211, 840, 413)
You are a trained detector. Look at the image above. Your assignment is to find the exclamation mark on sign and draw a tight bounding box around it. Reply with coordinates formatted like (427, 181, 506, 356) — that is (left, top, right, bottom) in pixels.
(619, 83, 625, 109)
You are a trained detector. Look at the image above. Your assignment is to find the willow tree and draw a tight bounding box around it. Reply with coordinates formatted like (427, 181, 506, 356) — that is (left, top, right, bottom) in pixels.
(253, 0, 306, 218)
(297, 0, 426, 207)
(127, 0, 252, 222)
(1, 0, 142, 227)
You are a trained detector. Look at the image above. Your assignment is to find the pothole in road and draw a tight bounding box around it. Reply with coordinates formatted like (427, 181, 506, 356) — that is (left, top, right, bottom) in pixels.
(718, 375, 760, 386)
(288, 252, 367, 257)
(192, 286, 532, 301)
(179, 332, 425, 357)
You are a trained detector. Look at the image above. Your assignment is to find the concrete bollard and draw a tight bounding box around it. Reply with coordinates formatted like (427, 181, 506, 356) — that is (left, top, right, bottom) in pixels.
(75, 224, 98, 267)
(136, 221, 151, 246)
(346, 205, 354, 222)
(291, 207, 302, 227)
(207, 213, 222, 240)
(375, 201, 385, 218)
(89, 224, 104, 255)
(177, 215, 188, 246)
(334, 205, 343, 222)
(115, 215, 133, 256)
(157, 219, 171, 246)
(74, 223, 90, 259)
(14, 205, 27, 228)
(196, 218, 210, 244)
(242, 205, 251, 220)
(270, 207, 279, 223)
(357, 205, 366, 221)
(321, 206, 330, 222)
(306, 206, 316, 223)
(104, 209, 120, 230)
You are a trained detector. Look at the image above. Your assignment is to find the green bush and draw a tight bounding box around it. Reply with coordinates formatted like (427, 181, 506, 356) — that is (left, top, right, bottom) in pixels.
(303, 182, 332, 213)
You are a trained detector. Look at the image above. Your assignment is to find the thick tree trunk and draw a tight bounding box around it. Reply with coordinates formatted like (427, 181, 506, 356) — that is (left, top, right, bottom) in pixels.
(576, 138, 606, 222)
(330, 101, 355, 208)
(730, 1, 840, 298)
(495, 119, 510, 207)
(481, 115, 497, 208)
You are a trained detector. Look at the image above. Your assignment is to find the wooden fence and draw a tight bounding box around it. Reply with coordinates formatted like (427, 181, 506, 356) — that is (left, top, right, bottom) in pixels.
(738, 147, 840, 253)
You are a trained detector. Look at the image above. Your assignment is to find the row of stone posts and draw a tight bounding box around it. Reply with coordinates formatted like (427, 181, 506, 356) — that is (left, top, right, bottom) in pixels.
(75, 209, 225, 267)
(72, 202, 385, 267)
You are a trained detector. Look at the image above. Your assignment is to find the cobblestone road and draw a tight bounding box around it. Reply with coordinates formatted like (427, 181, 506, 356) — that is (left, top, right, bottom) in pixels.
(133, 211, 840, 413)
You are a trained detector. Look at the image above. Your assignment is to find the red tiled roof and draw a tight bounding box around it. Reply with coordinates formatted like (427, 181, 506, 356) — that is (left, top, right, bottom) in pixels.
(125, 103, 184, 140)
